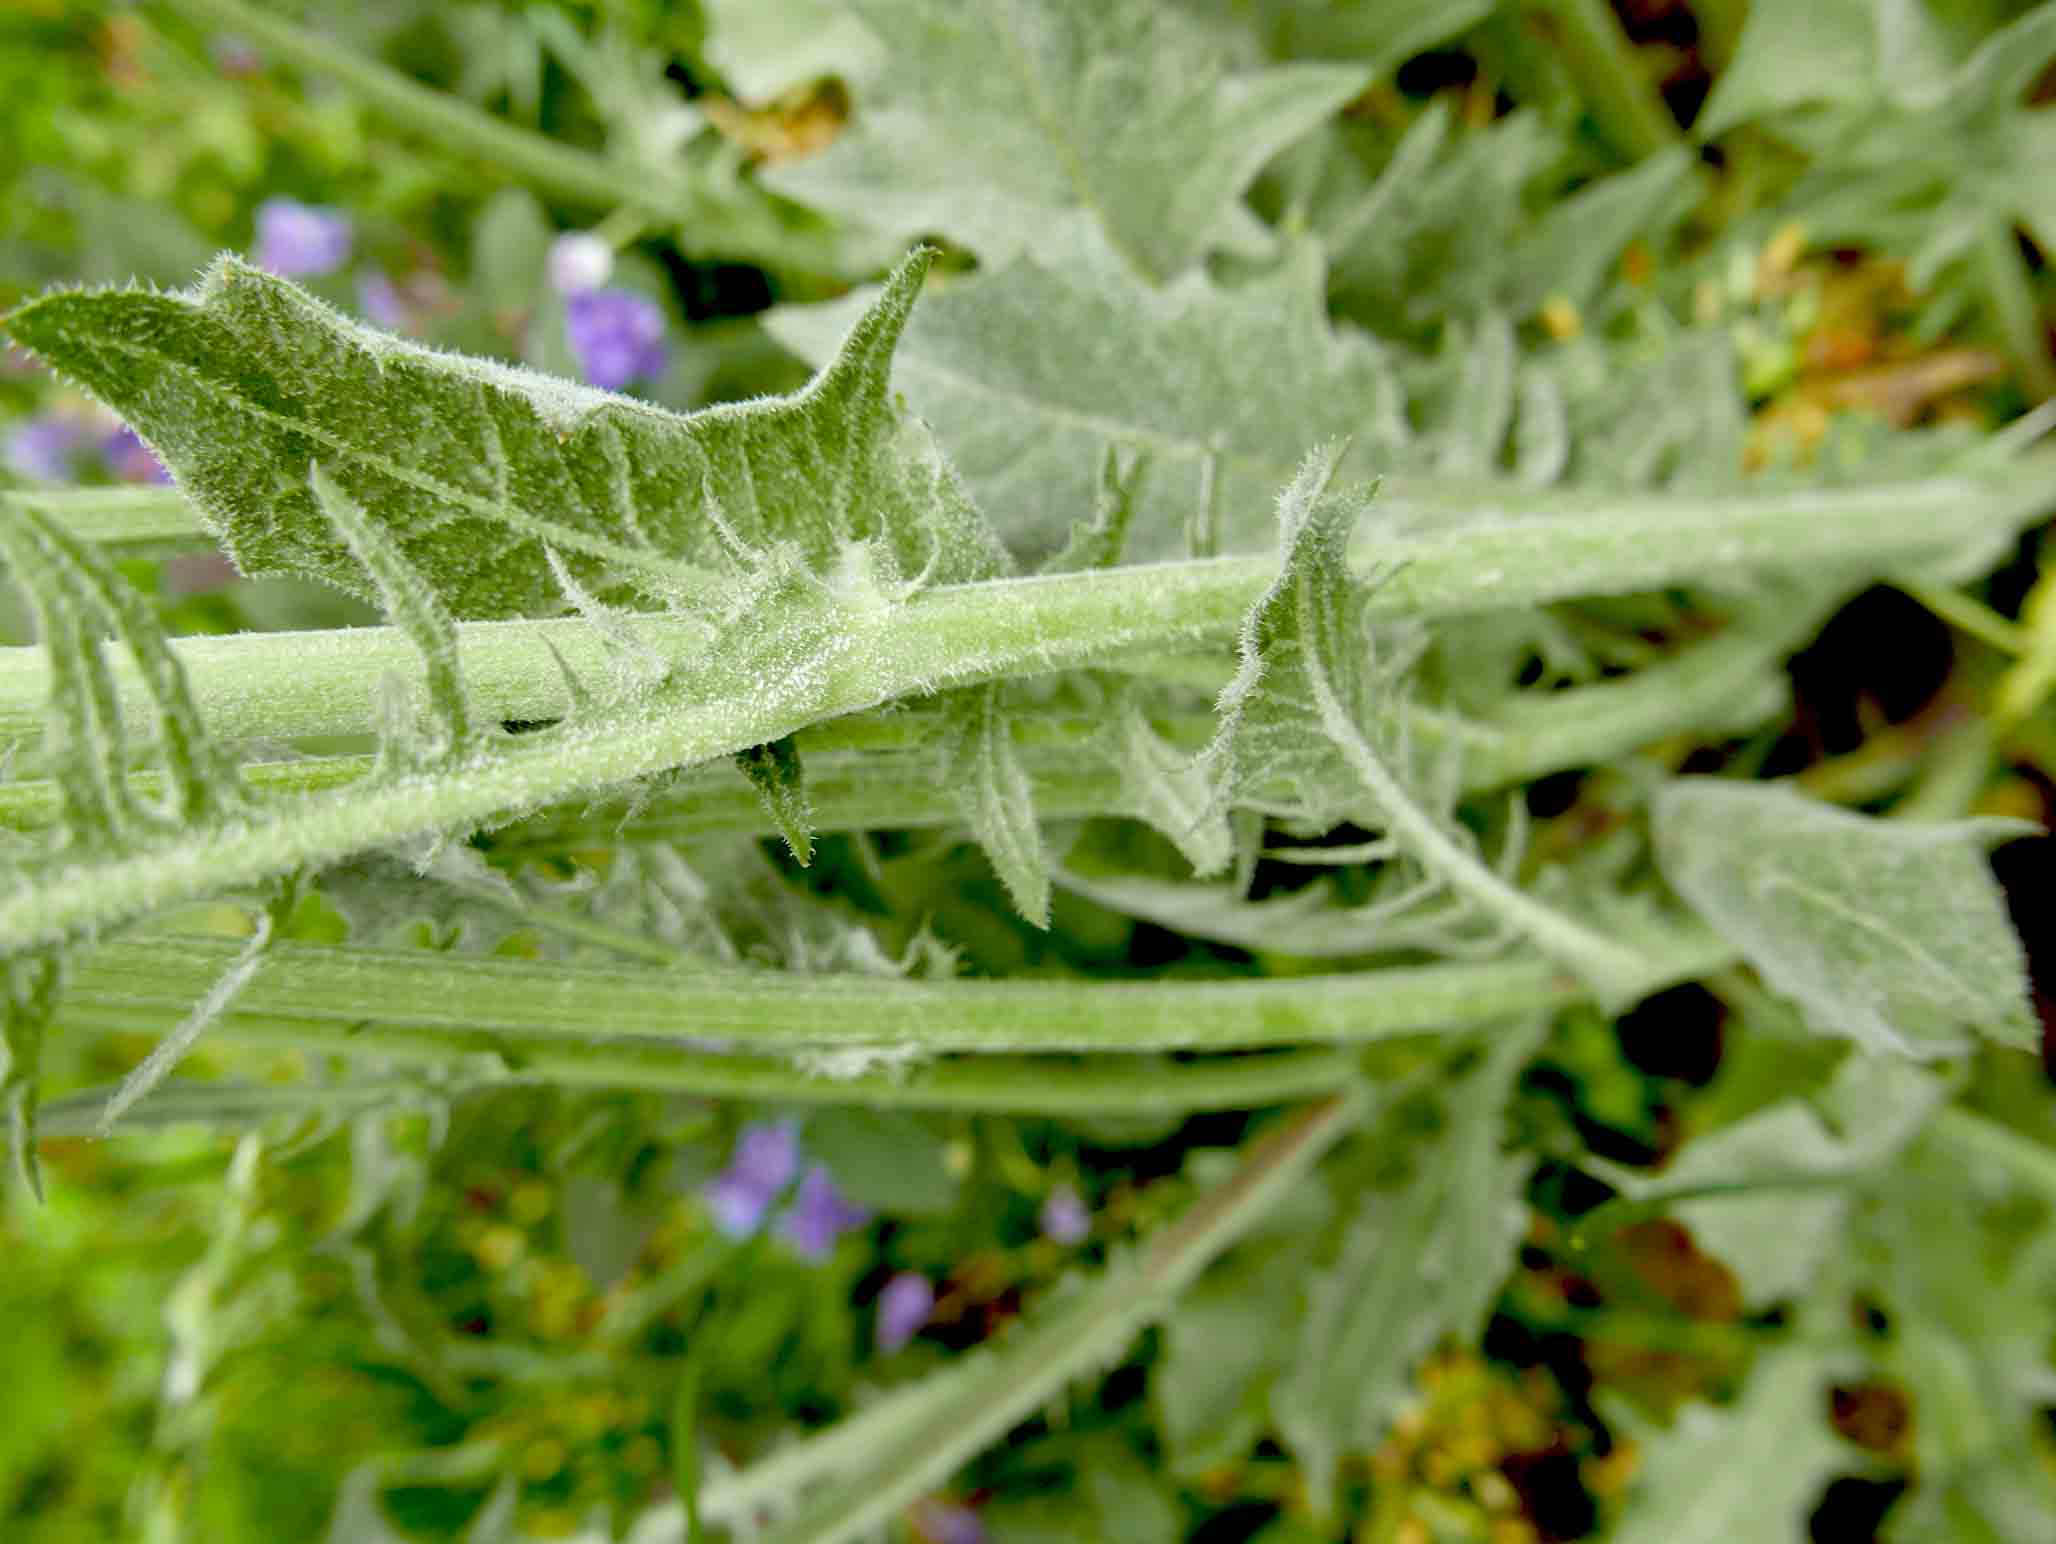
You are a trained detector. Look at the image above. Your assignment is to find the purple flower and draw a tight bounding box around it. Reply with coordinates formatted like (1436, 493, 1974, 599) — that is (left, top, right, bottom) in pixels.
(875, 1271, 935, 1353)
(100, 426, 172, 484)
(547, 232, 613, 297)
(254, 197, 353, 278)
(357, 271, 408, 331)
(564, 289, 668, 390)
(908, 1498, 985, 1544)
(701, 1118, 800, 1238)
(776, 1165, 870, 1261)
(1039, 1184, 1090, 1246)
(6, 416, 83, 481)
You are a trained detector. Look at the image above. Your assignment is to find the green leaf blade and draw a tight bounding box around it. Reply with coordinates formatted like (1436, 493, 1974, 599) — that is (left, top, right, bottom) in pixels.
(1654, 780, 2037, 1056)
(2, 249, 1006, 621)
(767, 0, 1366, 280)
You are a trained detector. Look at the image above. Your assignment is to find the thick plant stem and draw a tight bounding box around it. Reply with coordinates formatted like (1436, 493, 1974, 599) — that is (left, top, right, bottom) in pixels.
(47, 1009, 1366, 1118)
(0, 614, 1799, 838)
(4, 463, 2047, 748)
(65, 934, 1618, 1053)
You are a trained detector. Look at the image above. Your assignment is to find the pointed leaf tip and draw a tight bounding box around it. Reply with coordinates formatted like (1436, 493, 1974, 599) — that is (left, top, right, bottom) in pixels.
(736, 737, 816, 866)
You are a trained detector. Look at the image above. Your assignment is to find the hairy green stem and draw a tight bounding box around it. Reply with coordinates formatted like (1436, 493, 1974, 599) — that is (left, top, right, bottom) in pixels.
(0, 615, 1797, 838)
(63, 934, 1631, 1053)
(49, 1007, 1364, 1118)
(4, 464, 2044, 749)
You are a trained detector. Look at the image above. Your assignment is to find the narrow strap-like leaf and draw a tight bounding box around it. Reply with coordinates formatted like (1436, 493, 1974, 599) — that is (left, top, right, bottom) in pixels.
(311, 465, 473, 760)
(2, 951, 63, 1199)
(739, 1091, 1365, 1544)
(944, 686, 1051, 927)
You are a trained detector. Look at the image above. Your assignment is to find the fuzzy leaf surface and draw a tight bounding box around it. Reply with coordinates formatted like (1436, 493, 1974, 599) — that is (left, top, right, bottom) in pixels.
(1206, 447, 1669, 1002)
(766, 0, 1366, 279)
(1609, 1347, 1855, 1544)
(1654, 780, 2036, 1057)
(767, 242, 1406, 557)
(2, 249, 1008, 619)
(1701, 2, 2056, 284)
(1272, 1023, 1542, 1503)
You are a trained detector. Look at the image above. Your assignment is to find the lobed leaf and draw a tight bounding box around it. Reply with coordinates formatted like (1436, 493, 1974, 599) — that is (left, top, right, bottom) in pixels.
(1608, 1347, 1856, 1544)
(766, 0, 1367, 280)
(766, 238, 1407, 558)
(2, 248, 1010, 621)
(1272, 1022, 1543, 1503)
(1653, 780, 2037, 1056)
(1205, 445, 1670, 1002)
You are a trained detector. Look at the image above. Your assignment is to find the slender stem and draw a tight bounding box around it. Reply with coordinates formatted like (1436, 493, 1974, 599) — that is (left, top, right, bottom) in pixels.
(1526, 0, 1683, 161)
(63, 934, 1612, 1053)
(1927, 1104, 2056, 1203)
(150, 0, 848, 274)
(48, 1006, 1365, 1117)
(6, 488, 210, 559)
(5, 463, 2047, 748)
(0, 617, 1800, 838)
(1687, 0, 1750, 70)
(1975, 218, 2056, 402)
(750, 1093, 1365, 1544)
(158, 0, 687, 214)
(1898, 580, 2028, 655)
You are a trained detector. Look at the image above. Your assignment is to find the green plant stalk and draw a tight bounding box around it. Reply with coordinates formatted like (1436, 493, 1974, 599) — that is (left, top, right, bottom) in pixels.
(752, 1092, 1367, 1544)
(5, 463, 2044, 748)
(6, 487, 212, 559)
(632, 1096, 1364, 1535)
(160, 0, 684, 210)
(1685, 0, 1749, 69)
(63, 934, 1637, 1053)
(1975, 218, 2056, 401)
(1525, 0, 1683, 160)
(0, 615, 1798, 838)
(46, 1008, 1362, 1120)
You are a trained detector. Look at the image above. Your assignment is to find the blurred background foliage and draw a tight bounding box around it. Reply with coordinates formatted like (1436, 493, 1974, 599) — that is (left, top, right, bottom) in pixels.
(2, 1, 2054, 1541)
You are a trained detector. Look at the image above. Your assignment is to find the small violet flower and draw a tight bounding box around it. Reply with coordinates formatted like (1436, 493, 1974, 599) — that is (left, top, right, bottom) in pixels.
(100, 425, 172, 485)
(253, 197, 353, 279)
(6, 416, 83, 482)
(701, 1118, 800, 1239)
(547, 231, 614, 297)
(565, 289, 668, 391)
(908, 1498, 985, 1544)
(1039, 1183, 1090, 1246)
(874, 1271, 935, 1353)
(776, 1164, 870, 1261)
